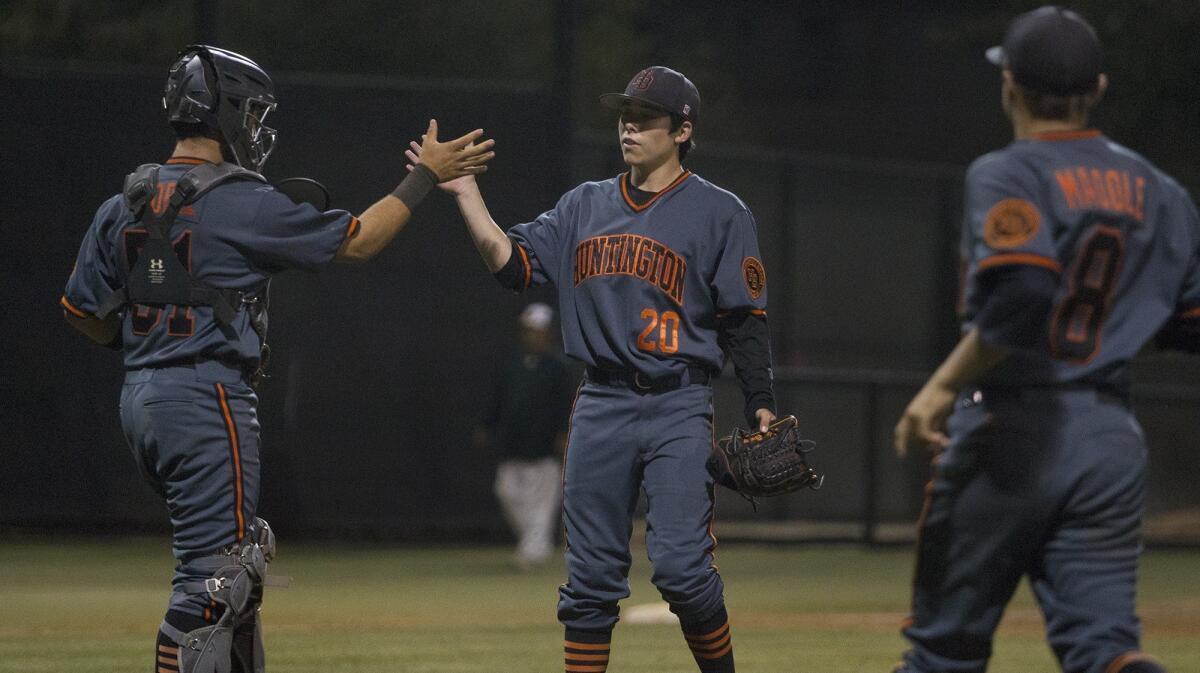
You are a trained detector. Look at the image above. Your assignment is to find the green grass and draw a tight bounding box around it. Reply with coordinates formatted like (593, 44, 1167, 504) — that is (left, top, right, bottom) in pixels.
(1, 539, 1197, 672)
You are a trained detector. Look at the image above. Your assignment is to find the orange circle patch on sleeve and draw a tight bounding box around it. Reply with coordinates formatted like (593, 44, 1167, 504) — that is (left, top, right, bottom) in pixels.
(983, 198, 1042, 249)
(742, 257, 766, 300)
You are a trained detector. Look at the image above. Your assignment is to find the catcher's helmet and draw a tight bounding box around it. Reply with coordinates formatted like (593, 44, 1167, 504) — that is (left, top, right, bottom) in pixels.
(163, 45, 277, 171)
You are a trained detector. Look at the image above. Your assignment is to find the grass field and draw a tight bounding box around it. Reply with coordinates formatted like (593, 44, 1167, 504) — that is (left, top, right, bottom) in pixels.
(1, 538, 1197, 672)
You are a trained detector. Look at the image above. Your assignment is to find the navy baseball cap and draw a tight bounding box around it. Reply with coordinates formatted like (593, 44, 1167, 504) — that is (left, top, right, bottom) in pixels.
(986, 5, 1103, 96)
(599, 66, 700, 122)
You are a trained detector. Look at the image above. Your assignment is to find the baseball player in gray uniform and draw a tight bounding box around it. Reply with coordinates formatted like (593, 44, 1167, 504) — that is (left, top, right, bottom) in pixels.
(410, 66, 777, 673)
(893, 7, 1199, 673)
(61, 45, 492, 673)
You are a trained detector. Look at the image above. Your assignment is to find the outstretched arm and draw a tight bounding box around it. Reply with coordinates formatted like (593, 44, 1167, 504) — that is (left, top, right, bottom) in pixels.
(336, 120, 495, 263)
(405, 143, 511, 272)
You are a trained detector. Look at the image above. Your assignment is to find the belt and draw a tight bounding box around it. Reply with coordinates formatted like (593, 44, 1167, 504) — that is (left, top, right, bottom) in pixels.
(586, 365, 712, 393)
(978, 382, 1130, 407)
(128, 357, 248, 385)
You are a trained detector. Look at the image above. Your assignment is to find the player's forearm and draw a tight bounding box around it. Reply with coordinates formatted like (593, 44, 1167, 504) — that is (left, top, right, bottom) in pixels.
(928, 327, 1010, 391)
(336, 164, 445, 263)
(336, 195, 412, 263)
(453, 182, 512, 272)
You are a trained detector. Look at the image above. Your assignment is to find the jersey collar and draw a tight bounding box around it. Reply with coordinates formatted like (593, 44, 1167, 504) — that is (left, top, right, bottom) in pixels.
(1031, 129, 1101, 142)
(166, 156, 212, 165)
(620, 170, 693, 213)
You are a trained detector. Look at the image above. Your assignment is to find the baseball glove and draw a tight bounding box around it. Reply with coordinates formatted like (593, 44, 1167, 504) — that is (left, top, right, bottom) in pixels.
(707, 415, 823, 505)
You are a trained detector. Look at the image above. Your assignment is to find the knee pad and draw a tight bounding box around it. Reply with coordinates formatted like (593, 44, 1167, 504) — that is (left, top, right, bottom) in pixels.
(252, 517, 275, 562)
(184, 518, 276, 613)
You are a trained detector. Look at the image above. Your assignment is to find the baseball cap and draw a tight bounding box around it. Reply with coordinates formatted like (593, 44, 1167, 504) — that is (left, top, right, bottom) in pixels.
(986, 6, 1103, 96)
(519, 302, 554, 331)
(599, 66, 700, 122)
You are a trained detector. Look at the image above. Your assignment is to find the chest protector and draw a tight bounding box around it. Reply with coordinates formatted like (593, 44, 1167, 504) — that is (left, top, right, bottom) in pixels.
(98, 162, 268, 326)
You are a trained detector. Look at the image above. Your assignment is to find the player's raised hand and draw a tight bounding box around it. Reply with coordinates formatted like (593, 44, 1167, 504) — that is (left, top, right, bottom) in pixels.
(407, 119, 495, 186)
(407, 140, 483, 196)
(893, 381, 955, 457)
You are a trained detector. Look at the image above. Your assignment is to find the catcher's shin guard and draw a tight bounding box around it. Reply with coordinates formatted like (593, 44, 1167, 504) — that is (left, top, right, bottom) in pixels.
(230, 608, 265, 673)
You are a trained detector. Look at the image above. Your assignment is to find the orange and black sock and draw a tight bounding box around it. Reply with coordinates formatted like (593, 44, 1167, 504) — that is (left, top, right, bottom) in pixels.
(682, 606, 734, 672)
(1108, 653, 1168, 673)
(564, 628, 611, 673)
(154, 632, 180, 673)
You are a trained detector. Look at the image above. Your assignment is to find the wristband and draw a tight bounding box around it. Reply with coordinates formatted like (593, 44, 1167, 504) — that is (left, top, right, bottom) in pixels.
(392, 164, 438, 212)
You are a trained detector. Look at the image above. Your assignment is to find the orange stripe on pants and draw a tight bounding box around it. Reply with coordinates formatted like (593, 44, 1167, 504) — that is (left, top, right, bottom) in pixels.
(215, 383, 246, 540)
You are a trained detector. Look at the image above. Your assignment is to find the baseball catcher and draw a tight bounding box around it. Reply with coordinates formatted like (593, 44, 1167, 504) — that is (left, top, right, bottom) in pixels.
(707, 415, 823, 505)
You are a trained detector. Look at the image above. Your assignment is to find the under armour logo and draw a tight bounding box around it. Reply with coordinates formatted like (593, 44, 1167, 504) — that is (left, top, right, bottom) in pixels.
(150, 259, 164, 270)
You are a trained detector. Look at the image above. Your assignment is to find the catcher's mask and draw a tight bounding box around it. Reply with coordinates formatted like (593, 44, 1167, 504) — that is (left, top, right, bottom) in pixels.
(164, 45, 277, 171)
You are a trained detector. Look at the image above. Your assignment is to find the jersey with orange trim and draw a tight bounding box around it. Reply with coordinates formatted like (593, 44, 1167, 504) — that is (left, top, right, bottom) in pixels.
(506, 171, 767, 377)
(960, 132, 1200, 388)
(63, 159, 357, 370)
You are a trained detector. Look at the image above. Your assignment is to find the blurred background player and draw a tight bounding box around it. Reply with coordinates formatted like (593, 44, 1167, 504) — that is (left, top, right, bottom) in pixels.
(59, 44, 493, 673)
(477, 302, 576, 570)
(893, 7, 1199, 673)
(410, 65, 777, 673)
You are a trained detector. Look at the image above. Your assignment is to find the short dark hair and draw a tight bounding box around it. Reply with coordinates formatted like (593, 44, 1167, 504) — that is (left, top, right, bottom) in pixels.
(1017, 83, 1101, 122)
(670, 114, 695, 161)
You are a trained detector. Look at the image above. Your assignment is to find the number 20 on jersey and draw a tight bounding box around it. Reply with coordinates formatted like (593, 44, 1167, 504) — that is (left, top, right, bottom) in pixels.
(638, 308, 680, 354)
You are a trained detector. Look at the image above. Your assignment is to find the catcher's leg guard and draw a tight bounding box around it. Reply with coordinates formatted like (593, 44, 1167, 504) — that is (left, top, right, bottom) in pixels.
(229, 608, 264, 673)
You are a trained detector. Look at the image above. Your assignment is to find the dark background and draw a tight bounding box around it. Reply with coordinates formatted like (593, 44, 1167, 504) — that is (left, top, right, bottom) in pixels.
(2, 0, 1198, 542)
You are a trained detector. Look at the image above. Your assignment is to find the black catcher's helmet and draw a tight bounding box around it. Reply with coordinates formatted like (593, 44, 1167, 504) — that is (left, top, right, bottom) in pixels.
(163, 45, 277, 171)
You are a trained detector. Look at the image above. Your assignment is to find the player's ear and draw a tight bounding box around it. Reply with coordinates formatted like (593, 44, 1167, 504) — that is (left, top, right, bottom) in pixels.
(674, 120, 693, 145)
(1000, 70, 1017, 117)
(1092, 73, 1109, 105)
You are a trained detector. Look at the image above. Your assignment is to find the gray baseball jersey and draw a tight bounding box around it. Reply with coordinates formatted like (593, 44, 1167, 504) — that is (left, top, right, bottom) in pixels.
(507, 171, 768, 377)
(960, 130, 1200, 388)
(62, 157, 357, 371)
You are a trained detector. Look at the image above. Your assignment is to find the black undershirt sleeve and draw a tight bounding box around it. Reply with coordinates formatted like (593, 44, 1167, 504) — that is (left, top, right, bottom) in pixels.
(1155, 309, 1200, 353)
(717, 311, 776, 427)
(492, 237, 526, 291)
(973, 264, 1060, 351)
